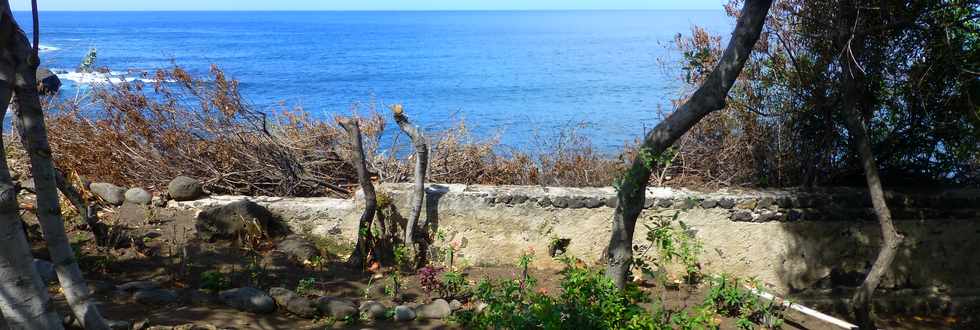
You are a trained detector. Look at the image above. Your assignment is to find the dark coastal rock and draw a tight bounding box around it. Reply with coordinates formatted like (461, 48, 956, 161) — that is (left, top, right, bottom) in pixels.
(90, 182, 126, 205)
(125, 188, 153, 205)
(36, 67, 61, 94)
(219, 287, 276, 313)
(196, 200, 285, 240)
(167, 176, 204, 201)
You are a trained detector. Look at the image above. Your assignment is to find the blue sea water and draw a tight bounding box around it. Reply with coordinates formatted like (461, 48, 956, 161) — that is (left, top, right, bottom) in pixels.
(16, 10, 733, 151)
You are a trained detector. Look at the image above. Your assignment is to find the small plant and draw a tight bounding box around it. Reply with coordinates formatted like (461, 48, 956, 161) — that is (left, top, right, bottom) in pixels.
(441, 270, 470, 299)
(418, 266, 445, 296)
(704, 274, 784, 330)
(384, 275, 402, 299)
(296, 277, 317, 296)
(393, 243, 409, 269)
(635, 212, 703, 284)
(201, 270, 230, 292)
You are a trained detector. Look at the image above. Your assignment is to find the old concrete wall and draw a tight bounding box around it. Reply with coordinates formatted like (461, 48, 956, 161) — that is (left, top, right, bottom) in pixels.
(170, 184, 980, 300)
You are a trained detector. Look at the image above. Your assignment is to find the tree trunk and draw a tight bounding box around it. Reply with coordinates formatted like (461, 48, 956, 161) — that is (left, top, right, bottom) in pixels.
(53, 170, 109, 245)
(605, 0, 773, 288)
(391, 105, 428, 264)
(837, 3, 903, 327)
(0, 69, 64, 330)
(2, 2, 110, 328)
(339, 118, 377, 270)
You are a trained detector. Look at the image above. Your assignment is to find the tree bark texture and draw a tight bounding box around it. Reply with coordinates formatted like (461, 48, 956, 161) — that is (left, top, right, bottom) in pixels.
(2, 2, 109, 328)
(391, 105, 428, 264)
(339, 118, 378, 269)
(605, 0, 773, 288)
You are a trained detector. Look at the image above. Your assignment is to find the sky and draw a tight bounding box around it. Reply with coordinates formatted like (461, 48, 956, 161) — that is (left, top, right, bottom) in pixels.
(11, 0, 729, 11)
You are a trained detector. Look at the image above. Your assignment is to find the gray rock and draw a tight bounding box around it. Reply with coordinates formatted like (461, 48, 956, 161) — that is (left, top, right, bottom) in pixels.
(475, 302, 488, 314)
(718, 198, 736, 209)
(536, 196, 552, 207)
(603, 197, 617, 208)
(118, 280, 160, 292)
(33, 259, 56, 284)
(416, 299, 451, 319)
(316, 297, 357, 319)
(701, 199, 718, 208)
(449, 299, 462, 311)
(269, 287, 316, 318)
(196, 200, 285, 240)
(393, 305, 416, 321)
(218, 287, 276, 314)
(167, 176, 204, 201)
(732, 210, 754, 222)
(125, 188, 153, 205)
(90, 182, 126, 205)
(134, 289, 178, 305)
(510, 195, 528, 204)
(656, 198, 674, 208)
(276, 235, 320, 262)
(37, 67, 61, 94)
(582, 197, 603, 208)
(359, 300, 387, 320)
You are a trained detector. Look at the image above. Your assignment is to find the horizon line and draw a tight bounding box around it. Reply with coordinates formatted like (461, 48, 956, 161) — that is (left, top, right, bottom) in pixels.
(14, 8, 726, 13)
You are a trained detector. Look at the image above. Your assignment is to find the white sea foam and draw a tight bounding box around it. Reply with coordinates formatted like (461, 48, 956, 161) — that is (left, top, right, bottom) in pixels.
(55, 69, 176, 85)
(39, 45, 60, 52)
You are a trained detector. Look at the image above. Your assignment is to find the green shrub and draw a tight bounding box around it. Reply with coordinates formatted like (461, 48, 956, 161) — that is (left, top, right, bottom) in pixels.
(201, 270, 230, 292)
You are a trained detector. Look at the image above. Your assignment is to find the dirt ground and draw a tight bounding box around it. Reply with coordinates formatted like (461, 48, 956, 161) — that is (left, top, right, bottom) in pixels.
(22, 203, 969, 329)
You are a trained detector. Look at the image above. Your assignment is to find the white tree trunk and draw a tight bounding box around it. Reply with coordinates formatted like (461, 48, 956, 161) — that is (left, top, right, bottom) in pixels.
(1, 2, 109, 328)
(0, 83, 63, 330)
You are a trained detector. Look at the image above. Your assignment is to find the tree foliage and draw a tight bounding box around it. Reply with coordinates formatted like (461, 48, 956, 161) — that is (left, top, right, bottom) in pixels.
(671, 0, 980, 187)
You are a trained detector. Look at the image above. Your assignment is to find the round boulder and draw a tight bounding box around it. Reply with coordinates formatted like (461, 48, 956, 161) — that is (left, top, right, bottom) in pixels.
(167, 176, 204, 201)
(416, 299, 451, 319)
(90, 182, 126, 206)
(218, 287, 276, 314)
(196, 199, 286, 241)
(276, 235, 321, 263)
(316, 297, 357, 319)
(393, 305, 416, 321)
(124, 188, 152, 205)
(36, 67, 61, 95)
(269, 287, 317, 318)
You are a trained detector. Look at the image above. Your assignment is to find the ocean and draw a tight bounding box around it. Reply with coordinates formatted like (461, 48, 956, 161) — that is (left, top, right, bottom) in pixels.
(16, 10, 733, 151)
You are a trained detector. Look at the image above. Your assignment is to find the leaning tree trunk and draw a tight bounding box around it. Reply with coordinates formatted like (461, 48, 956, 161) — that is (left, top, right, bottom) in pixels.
(0, 56, 64, 329)
(390, 105, 428, 264)
(605, 0, 773, 288)
(3, 2, 110, 328)
(339, 118, 378, 270)
(837, 4, 903, 326)
(54, 170, 110, 245)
